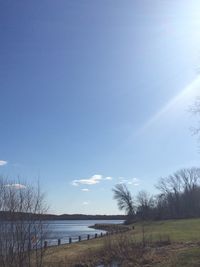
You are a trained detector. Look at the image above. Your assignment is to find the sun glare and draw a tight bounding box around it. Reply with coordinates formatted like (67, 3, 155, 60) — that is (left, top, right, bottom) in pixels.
(139, 75, 200, 133)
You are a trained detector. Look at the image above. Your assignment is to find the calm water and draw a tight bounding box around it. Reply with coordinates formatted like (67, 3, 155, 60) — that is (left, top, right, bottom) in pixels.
(46, 220, 123, 245)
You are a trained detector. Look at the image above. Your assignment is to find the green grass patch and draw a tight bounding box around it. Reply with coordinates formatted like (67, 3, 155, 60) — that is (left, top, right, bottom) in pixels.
(132, 218, 200, 242)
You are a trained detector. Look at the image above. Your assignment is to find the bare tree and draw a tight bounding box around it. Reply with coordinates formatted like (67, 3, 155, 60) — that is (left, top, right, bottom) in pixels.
(136, 191, 154, 220)
(0, 177, 48, 267)
(112, 184, 135, 223)
(156, 168, 200, 219)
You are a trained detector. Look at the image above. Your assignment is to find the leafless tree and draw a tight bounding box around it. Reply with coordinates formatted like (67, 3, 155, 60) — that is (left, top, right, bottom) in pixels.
(136, 191, 154, 220)
(112, 184, 135, 223)
(0, 177, 48, 267)
(156, 168, 200, 219)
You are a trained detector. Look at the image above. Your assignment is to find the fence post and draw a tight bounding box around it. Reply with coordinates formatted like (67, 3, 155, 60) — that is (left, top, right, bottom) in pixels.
(44, 241, 47, 249)
(69, 237, 72, 244)
(28, 241, 31, 251)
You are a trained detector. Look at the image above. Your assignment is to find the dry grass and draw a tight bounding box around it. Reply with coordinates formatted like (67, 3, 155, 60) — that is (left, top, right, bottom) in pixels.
(42, 218, 200, 266)
(42, 232, 173, 266)
(42, 236, 105, 266)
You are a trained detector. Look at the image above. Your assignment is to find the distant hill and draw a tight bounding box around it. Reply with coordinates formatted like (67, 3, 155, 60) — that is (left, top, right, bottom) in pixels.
(0, 211, 126, 221)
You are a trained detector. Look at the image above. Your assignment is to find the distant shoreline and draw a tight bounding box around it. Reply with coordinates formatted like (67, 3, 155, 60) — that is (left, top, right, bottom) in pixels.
(0, 211, 126, 221)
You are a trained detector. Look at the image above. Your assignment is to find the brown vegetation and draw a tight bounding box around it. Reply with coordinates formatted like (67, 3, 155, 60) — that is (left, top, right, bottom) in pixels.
(42, 230, 200, 267)
(0, 177, 48, 267)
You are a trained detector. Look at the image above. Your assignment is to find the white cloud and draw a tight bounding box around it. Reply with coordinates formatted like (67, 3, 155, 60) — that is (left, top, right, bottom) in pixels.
(72, 174, 103, 186)
(118, 177, 140, 186)
(128, 178, 140, 186)
(118, 177, 128, 183)
(0, 160, 7, 166)
(82, 201, 89, 205)
(104, 176, 112, 180)
(81, 188, 90, 192)
(119, 180, 126, 184)
(72, 174, 114, 186)
(5, 183, 26, 190)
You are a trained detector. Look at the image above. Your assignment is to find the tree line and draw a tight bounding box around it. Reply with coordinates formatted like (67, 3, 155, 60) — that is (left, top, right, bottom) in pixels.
(113, 167, 200, 223)
(0, 211, 126, 221)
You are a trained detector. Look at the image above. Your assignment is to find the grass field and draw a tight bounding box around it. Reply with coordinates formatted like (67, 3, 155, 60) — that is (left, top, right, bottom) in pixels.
(133, 218, 200, 242)
(43, 218, 200, 266)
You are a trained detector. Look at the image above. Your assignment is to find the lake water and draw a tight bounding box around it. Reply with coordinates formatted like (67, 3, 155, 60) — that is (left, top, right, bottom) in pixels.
(45, 220, 123, 246)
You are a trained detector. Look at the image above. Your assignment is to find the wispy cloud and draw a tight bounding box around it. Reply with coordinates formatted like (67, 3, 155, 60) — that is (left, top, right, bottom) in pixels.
(72, 174, 113, 186)
(82, 201, 89, 205)
(81, 188, 90, 192)
(128, 178, 140, 186)
(119, 177, 140, 186)
(0, 160, 7, 166)
(5, 184, 26, 190)
(72, 174, 103, 186)
(104, 176, 112, 180)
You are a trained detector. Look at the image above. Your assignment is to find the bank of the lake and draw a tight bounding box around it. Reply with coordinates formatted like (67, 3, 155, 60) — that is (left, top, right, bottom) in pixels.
(44, 220, 124, 246)
(89, 223, 131, 232)
(42, 218, 200, 267)
(42, 222, 128, 267)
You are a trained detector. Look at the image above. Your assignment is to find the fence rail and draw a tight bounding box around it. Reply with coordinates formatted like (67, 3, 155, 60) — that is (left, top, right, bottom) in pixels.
(43, 227, 130, 248)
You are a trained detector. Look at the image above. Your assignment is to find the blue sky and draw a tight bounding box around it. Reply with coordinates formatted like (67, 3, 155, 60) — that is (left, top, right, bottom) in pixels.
(0, 0, 200, 214)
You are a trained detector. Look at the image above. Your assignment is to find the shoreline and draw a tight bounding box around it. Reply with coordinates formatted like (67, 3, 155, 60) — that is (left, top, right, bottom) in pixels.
(42, 218, 200, 266)
(89, 223, 131, 233)
(42, 223, 131, 266)
(43, 223, 129, 249)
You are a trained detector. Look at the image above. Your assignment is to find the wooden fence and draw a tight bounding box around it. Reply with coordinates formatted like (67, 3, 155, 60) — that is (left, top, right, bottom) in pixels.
(43, 227, 130, 249)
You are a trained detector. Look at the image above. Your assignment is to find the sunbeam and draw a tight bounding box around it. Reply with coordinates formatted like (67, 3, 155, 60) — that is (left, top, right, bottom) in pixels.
(138, 75, 200, 134)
